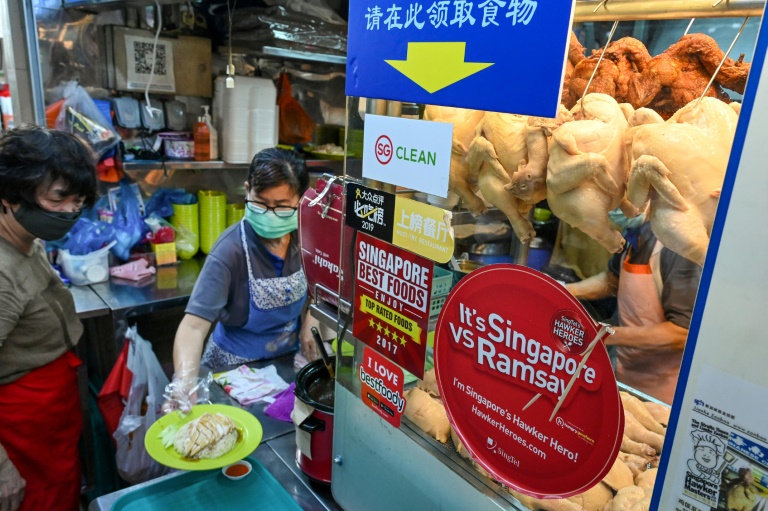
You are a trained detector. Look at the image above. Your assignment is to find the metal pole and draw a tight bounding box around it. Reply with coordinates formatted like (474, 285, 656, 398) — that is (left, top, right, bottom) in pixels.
(0, 0, 46, 126)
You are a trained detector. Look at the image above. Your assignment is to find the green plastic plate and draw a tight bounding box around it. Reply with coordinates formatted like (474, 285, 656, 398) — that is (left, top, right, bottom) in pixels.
(111, 457, 302, 511)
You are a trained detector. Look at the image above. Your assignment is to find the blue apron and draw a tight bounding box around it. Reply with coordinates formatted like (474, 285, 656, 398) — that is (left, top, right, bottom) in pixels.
(208, 221, 307, 363)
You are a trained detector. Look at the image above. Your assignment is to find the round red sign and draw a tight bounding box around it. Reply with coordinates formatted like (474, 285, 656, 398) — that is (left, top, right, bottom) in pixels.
(375, 135, 393, 164)
(434, 264, 623, 499)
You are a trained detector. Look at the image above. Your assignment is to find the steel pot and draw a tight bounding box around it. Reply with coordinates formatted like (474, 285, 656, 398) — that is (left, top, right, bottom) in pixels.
(294, 357, 336, 484)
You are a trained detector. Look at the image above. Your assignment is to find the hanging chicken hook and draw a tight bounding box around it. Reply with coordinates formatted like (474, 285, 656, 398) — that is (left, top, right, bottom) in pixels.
(696, 16, 749, 108)
(592, 0, 609, 13)
(684, 18, 696, 36)
(712, 0, 725, 7)
(580, 20, 620, 116)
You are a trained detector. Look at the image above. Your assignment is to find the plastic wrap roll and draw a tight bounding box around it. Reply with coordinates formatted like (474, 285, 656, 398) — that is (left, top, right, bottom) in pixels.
(198, 190, 226, 254)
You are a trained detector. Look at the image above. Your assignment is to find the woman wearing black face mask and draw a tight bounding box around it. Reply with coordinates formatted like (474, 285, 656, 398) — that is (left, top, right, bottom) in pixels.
(0, 126, 97, 511)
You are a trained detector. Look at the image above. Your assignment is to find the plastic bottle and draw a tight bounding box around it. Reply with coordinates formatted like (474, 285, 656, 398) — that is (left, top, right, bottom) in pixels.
(0, 84, 14, 131)
(193, 115, 210, 161)
(202, 105, 218, 160)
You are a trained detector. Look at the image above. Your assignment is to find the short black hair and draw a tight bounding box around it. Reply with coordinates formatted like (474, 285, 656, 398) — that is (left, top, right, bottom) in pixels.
(0, 125, 98, 208)
(247, 148, 309, 197)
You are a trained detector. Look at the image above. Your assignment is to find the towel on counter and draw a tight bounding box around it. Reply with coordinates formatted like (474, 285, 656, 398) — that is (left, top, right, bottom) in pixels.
(213, 365, 288, 406)
(264, 383, 296, 422)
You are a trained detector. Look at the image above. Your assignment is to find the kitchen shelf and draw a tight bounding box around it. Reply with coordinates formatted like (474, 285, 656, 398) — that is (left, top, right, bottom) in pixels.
(262, 46, 346, 65)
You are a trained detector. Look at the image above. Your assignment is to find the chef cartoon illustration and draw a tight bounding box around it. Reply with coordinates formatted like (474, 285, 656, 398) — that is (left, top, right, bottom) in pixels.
(687, 431, 726, 483)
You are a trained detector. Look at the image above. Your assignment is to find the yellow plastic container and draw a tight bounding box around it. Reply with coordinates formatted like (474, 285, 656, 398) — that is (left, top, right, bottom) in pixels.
(152, 242, 177, 266)
(170, 203, 199, 260)
(226, 203, 245, 227)
(198, 190, 226, 254)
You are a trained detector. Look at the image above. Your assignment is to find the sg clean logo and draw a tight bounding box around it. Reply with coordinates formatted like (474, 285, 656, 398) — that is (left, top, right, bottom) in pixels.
(375, 135, 393, 165)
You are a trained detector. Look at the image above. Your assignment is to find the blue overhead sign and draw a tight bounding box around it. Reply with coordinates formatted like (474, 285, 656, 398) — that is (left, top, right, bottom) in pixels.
(346, 0, 575, 117)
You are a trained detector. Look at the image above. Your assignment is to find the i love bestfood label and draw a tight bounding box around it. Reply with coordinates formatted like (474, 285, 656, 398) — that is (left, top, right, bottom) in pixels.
(434, 264, 623, 499)
(360, 348, 405, 428)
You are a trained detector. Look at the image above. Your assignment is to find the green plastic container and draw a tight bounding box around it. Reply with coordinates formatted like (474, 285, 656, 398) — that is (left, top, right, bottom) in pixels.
(111, 457, 301, 511)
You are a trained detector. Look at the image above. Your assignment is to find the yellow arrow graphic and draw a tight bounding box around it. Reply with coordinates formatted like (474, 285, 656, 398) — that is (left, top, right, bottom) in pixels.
(385, 42, 493, 94)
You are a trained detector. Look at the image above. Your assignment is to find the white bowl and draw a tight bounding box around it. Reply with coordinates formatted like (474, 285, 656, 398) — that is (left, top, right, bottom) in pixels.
(222, 460, 252, 480)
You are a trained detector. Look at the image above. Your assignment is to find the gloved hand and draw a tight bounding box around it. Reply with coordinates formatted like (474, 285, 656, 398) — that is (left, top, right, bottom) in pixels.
(161, 368, 212, 415)
(0, 445, 25, 511)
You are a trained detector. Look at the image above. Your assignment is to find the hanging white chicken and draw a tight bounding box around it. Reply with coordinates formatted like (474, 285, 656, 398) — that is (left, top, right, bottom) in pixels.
(546, 93, 635, 254)
(423, 105, 486, 215)
(625, 97, 739, 266)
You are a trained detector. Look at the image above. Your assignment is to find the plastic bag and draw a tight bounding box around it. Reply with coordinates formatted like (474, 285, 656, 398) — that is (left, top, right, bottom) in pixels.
(97, 341, 132, 439)
(114, 326, 171, 484)
(53, 81, 120, 157)
(174, 222, 198, 259)
(144, 188, 193, 219)
(277, 73, 315, 144)
(59, 218, 117, 256)
(111, 180, 146, 261)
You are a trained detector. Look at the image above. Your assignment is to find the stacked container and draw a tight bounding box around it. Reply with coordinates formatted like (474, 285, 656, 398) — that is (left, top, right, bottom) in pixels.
(215, 76, 278, 164)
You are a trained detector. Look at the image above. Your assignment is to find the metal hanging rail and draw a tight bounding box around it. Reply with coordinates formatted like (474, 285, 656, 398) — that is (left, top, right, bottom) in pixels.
(574, 0, 764, 21)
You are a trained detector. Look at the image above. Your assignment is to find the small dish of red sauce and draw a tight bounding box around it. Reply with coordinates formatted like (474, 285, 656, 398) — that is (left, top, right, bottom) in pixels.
(222, 460, 252, 480)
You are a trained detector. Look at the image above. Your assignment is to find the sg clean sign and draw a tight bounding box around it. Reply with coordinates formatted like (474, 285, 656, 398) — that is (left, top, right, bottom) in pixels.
(363, 114, 452, 198)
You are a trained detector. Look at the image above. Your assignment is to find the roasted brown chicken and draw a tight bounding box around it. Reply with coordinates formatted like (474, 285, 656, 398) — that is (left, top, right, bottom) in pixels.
(570, 37, 652, 107)
(626, 34, 750, 118)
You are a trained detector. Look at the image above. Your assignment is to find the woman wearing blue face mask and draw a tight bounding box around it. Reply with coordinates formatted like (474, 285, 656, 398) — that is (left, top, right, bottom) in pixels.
(0, 126, 97, 511)
(165, 148, 319, 412)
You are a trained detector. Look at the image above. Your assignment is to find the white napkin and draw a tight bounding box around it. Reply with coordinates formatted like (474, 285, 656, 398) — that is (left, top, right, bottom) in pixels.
(213, 365, 288, 406)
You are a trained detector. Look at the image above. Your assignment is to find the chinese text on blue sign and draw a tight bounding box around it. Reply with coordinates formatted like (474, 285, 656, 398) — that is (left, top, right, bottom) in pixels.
(347, 0, 575, 117)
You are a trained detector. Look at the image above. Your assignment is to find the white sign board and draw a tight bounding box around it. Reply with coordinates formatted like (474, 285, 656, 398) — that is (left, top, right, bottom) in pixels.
(362, 114, 452, 198)
(663, 366, 768, 511)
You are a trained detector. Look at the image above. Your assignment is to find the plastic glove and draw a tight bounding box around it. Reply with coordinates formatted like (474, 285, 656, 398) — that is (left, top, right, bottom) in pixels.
(161, 370, 213, 415)
(0, 445, 25, 511)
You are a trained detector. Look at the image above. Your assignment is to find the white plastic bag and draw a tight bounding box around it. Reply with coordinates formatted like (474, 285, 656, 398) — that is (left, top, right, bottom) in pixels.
(53, 81, 120, 157)
(114, 326, 172, 484)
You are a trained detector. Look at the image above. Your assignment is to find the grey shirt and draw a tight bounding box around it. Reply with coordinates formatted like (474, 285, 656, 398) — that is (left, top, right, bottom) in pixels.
(185, 221, 303, 327)
(0, 237, 82, 384)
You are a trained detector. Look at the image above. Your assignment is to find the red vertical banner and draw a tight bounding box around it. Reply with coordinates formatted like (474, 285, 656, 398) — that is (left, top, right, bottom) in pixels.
(360, 348, 405, 428)
(353, 232, 432, 378)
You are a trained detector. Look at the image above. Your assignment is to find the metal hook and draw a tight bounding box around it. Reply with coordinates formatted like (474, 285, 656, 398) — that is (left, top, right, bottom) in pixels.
(696, 16, 749, 108)
(712, 0, 725, 7)
(592, 0, 608, 12)
(684, 18, 695, 36)
(308, 176, 339, 218)
(580, 20, 619, 116)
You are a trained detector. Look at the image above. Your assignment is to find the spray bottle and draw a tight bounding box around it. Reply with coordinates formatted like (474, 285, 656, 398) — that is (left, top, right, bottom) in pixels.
(202, 105, 218, 160)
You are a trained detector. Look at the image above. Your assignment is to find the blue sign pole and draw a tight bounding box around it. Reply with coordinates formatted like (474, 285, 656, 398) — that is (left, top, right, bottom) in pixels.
(346, 0, 575, 117)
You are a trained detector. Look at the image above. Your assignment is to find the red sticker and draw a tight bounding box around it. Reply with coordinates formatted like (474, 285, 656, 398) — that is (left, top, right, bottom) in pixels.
(551, 310, 589, 355)
(353, 233, 432, 378)
(360, 348, 405, 428)
(434, 264, 623, 499)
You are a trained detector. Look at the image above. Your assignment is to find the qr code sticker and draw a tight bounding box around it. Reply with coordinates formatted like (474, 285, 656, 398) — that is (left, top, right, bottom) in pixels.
(132, 42, 167, 76)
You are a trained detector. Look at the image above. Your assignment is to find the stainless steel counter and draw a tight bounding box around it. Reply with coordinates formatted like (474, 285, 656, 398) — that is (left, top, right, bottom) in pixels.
(69, 284, 110, 319)
(89, 257, 202, 318)
(87, 353, 342, 511)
